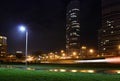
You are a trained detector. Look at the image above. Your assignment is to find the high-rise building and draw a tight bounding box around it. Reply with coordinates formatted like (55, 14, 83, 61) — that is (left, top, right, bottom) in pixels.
(98, 0, 120, 56)
(0, 36, 7, 57)
(66, 0, 80, 56)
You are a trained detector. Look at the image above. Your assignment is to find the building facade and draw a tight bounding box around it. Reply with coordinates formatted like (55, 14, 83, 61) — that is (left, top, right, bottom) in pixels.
(98, 0, 120, 56)
(0, 36, 7, 57)
(66, 0, 80, 56)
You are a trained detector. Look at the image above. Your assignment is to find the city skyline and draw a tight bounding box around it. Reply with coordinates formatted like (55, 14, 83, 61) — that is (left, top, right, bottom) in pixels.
(0, 0, 101, 54)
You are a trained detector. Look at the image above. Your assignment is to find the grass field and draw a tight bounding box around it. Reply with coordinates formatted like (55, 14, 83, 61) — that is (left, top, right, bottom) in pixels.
(0, 63, 120, 81)
(0, 68, 120, 81)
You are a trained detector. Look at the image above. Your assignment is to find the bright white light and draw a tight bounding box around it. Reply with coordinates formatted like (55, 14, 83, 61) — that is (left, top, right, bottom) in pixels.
(75, 59, 106, 63)
(19, 26, 26, 32)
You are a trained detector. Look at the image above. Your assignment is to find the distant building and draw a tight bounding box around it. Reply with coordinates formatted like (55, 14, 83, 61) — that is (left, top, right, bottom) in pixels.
(98, 0, 120, 56)
(0, 36, 7, 57)
(15, 51, 23, 59)
(66, 0, 80, 56)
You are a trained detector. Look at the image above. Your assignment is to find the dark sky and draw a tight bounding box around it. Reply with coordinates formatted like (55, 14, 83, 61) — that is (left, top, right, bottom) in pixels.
(0, 0, 101, 54)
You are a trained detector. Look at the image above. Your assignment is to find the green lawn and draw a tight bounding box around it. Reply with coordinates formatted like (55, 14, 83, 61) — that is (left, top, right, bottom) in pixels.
(0, 68, 120, 81)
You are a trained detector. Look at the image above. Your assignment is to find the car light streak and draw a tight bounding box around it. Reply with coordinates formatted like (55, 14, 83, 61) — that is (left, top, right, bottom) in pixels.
(75, 57, 120, 64)
(75, 59, 106, 63)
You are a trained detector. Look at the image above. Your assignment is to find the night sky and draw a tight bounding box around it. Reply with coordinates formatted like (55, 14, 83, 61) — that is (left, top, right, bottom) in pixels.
(0, 0, 101, 54)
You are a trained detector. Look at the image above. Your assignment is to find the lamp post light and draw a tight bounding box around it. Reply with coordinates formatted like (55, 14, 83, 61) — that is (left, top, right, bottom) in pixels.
(118, 45, 120, 55)
(89, 49, 94, 54)
(19, 26, 28, 67)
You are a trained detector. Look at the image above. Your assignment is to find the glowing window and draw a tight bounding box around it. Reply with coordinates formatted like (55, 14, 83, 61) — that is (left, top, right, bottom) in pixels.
(111, 26, 113, 28)
(103, 48, 106, 50)
(103, 30, 106, 32)
(111, 31, 114, 34)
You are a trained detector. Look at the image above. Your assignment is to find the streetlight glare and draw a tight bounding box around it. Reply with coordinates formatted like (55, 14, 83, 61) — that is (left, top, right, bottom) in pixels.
(19, 26, 26, 32)
(18, 25, 28, 67)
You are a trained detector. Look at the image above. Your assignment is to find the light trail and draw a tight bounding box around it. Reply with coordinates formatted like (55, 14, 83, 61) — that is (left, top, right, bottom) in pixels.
(75, 57, 120, 64)
(75, 59, 106, 63)
(105, 57, 120, 63)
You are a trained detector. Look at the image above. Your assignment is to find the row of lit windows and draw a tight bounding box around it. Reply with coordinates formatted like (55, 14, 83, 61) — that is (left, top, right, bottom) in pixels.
(106, 20, 114, 24)
(66, 25, 80, 30)
(70, 43, 77, 46)
(76, 29, 80, 31)
(68, 8, 80, 13)
(70, 12, 76, 16)
(72, 25, 80, 28)
(0, 40, 7, 45)
(66, 27, 69, 30)
(70, 32, 80, 36)
(71, 37, 78, 41)
(100, 40, 109, 45)
(70, 15, 77, 18)
(0, 36, 7, 39)
(71, 22, 79, 25)
(71, 20, 77, 23)
(68, 22, 80, 26)
(103, 30, 119, 34)
(100, 39, 120, 47)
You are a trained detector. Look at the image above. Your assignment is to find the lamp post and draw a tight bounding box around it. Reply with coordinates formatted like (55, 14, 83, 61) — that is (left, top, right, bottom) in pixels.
(19, 26, 28, 67)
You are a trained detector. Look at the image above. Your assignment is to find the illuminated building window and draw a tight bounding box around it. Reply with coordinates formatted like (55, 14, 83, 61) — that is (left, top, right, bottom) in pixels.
(76, 29, 80, 31)
(66, 27, 69, 30)
(70, 15, 77, 18)
(70, 13, 76, 15)
(103, 30, 106, 32)
(72, 22, 79, 25)
(103, 42, 106, 45)
(71, 38, 78, 40)
(103, 48, 106, 50)
(108, 24, 111, 26)
(72, 21, 77, 23)
(111, 26, 113, 28)
(70, 33, 72, 36)
(107, 20, 111, 23)
(66, 45, 69, 48)
(72, 8, 80, 11)
(73, 32, 77, 35)
(72, 43, 77, 45)
(70, 43, 77, 45)
(68, 10, 72, 13)
(111, 31, 114, 34)
(105, 40, 109, 42)
(72, 25, 80, 28)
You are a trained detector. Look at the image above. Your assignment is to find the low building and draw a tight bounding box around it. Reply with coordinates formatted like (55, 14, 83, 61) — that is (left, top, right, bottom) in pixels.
(0, 36, 7, 57)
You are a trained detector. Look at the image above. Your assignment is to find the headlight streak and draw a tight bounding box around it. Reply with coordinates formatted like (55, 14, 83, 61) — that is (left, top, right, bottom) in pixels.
(75, 57, 120, 64)
(75, 59, 106, 63)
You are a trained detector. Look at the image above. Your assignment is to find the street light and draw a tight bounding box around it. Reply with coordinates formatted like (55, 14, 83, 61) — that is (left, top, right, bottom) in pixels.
(118, 45, 120, 55)
(19, 25, 28, 67)
(89, 49, 94, 54)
